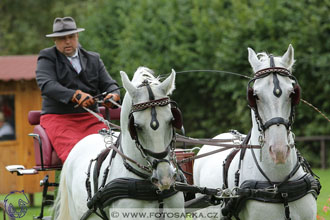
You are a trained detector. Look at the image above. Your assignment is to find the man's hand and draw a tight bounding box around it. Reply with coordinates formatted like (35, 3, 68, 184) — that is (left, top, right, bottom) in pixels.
(71, 90, 95, 107)
(103, 93, 120, 109)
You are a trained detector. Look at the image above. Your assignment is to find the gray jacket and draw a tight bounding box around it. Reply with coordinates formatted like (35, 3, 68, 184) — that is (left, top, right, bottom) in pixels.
(36, 46, 120, 114)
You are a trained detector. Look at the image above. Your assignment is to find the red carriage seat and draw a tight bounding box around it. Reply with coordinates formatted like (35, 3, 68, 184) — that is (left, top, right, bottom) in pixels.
(175, 149, 195, 185)
(28, 107, 121, 171)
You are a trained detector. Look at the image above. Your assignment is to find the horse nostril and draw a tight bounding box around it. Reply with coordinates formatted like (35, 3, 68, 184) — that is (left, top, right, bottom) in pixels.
(286, 145, 291, 153)
(269, 146, 273, 153)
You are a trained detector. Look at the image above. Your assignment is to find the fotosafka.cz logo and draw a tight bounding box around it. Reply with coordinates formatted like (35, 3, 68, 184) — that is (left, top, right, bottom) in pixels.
(4, 190, 30, 218)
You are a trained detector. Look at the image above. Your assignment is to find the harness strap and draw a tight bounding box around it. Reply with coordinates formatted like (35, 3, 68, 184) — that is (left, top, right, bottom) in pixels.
(263, 117, 289, 130)
(229, 173, 321, 219)
(174, 182, 221, 196)
(87, 177, 179, 210)
(235, 131, 251, 187)
(251, 148, 302, 187)
(222, 149, 240, 189)
(250, 148, 274, 185)
(221, 130, 253, 220)
(158, 198, 165, 220)
(82, 177, 180, 220)
(140, 80, 160, 130)
(123, 160, 150, 179)
(178, 143, 259, 165)
(109, 142, 152, 173)
(281, 193, 291, 220)
(86, 158, 97, 201)
(93, 148, 111, 194)
(222, 147, 321, 219)
(139, 143, 171, 160)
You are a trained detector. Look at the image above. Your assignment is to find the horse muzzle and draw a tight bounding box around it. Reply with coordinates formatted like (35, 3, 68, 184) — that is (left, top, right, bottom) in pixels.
(151, 160, 176, 191)
(266, 125, 291, 164)
(269, 144, 290, 164)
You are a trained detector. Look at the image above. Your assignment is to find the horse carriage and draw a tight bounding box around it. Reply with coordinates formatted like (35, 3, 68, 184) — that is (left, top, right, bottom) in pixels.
(5, 45, 321, 220)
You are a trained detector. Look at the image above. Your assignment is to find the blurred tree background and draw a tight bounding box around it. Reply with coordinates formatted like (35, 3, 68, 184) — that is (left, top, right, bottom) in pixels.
(0, 0, 329, 166)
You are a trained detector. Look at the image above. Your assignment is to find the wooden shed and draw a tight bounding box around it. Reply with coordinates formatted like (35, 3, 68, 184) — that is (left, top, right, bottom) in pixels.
(0, 55, 54, 194)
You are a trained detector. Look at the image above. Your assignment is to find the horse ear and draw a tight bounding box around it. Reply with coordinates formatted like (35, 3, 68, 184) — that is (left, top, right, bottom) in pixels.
(120, 71, 137, 97)
(248, 47, 261, 73)
(282, 44, 295, 70)
(159, 69, 176, 95)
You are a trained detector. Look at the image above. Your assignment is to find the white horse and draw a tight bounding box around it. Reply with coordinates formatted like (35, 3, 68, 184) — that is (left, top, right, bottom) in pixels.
(193, 45, 320, 219)
(54, 67, 185, 220)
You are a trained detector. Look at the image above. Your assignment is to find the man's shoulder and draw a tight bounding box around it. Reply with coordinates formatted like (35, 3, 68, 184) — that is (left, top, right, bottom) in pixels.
(79, 47, 100, 59)
(38, 46, 58, 60)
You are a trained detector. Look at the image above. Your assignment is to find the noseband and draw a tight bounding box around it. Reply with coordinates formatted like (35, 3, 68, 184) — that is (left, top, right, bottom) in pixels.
(247, 55, 301, 135)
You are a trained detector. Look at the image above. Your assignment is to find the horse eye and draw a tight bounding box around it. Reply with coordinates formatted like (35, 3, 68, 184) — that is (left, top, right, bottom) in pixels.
(289, 89, 296, 98)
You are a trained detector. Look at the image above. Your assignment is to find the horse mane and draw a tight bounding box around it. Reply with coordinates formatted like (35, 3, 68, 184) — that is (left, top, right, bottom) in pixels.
(256, 52, 295, 71)
(256, 52, 269, 62)
(132, 67, 161, 86)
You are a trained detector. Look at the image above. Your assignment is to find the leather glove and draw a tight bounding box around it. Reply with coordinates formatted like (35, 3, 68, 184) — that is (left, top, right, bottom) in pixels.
(103, 93, 120, 109)
(71, 90, 95, 107)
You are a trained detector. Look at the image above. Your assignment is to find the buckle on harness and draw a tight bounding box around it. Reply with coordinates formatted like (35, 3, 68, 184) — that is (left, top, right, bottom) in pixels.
(266, 185, 278, 193)
(215, 187, 239, 199)
(281, 192, 288, 198)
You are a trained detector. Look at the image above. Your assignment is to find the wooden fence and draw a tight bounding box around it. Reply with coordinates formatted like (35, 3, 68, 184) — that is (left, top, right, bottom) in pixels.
(296, 136, 330, 169)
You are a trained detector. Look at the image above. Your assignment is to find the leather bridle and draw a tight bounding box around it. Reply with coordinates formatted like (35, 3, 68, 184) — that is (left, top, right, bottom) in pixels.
(127, 80, 182, 175)
(247, 55, 301, 138)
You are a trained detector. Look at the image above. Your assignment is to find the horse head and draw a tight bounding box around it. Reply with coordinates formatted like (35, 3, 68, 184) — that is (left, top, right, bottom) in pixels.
(120, 67, 181, 191)
(247, 45, 300, 164)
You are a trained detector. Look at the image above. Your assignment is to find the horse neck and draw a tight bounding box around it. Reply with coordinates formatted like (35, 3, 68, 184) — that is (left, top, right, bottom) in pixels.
(246, 110, 299, 182)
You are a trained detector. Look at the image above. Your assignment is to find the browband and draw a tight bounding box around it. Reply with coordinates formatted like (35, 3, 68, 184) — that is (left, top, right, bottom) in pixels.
(255, 67, 291, 78)
(130, 97, 170, 113)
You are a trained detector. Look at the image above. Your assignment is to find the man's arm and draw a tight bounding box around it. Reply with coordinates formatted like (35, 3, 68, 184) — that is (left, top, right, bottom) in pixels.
(36, 55, 76, 104)
(97, 58, 120, 96)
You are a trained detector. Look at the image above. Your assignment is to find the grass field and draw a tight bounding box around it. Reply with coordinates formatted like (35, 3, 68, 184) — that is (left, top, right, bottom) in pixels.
(314, 169, 330, 220)
(1, 169, 329, 220)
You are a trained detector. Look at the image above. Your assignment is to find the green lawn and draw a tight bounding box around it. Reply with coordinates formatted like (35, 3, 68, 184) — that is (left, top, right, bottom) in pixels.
(1, 169, 329, 220)
(314, 169, 330, 219)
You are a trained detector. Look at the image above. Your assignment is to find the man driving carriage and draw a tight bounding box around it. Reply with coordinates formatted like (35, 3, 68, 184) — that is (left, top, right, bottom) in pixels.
(35, 16, 120, 163)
